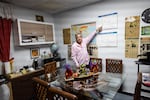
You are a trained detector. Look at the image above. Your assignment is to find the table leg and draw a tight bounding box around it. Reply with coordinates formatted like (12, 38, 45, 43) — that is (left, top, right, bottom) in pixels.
(137, 64, 139, 73)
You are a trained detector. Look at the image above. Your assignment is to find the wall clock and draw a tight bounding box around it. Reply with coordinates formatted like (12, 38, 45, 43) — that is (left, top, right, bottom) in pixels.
(141, 8, 150, 23)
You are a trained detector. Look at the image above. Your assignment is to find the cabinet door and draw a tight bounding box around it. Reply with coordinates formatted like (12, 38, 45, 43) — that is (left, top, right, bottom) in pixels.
(11, 78, 34, 100)
(17, 19, 55, 46)
(10, 69, 44, 100)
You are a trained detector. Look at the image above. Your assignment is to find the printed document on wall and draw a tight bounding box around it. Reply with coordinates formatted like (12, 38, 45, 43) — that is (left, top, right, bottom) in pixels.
(96, 32, 118, 47)
(97, 12, 118, 30)
(125, 39, 139, 58)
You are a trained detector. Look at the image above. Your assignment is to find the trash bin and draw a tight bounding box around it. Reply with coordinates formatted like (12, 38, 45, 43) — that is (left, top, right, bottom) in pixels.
(0, 75, 10, 100)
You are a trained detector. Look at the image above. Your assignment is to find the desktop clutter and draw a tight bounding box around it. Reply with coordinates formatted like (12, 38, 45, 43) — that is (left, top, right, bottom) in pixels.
(64, 59, 99, 80)
(7, 56, 63, 78)
(64, 60, 102, 91)
(6, 58, 39, 78)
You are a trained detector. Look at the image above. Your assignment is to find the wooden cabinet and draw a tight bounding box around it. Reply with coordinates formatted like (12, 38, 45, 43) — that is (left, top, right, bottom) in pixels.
(16, 19, 55, 46)
(8, 68, 44, 100)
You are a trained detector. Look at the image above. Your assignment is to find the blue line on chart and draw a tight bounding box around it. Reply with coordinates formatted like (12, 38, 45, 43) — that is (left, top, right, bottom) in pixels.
(98, 12, 118, 18)
(97, 32, 117, 34)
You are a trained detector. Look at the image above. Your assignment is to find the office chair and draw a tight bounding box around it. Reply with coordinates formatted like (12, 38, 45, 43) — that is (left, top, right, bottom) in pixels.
(47, 87, 78, 100)
(44, 61, 57, 81)
(32, 77, 78, 100)
(32, 77, 49, 100)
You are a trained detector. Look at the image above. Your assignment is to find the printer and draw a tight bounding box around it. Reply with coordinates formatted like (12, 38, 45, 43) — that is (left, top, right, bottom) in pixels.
(137, 51, 150, 62)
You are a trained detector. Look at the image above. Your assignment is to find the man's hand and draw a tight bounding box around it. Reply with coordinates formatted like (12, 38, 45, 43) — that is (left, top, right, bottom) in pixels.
(96, 26, 102, 33)
(76, 67, 80, 74)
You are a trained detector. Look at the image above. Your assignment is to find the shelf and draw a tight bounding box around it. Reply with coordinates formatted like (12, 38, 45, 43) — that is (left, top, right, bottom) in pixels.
(19, 41, 54, 46)
(16, 19, 55, 46)
(22, 34, 44, 37)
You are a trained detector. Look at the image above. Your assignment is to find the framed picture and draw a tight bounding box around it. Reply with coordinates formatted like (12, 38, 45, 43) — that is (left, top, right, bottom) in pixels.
(68, 45, 72, 60)
(63, 28, 71, 44)
(141, 26, 150, 36)
(30, 48, 40, 59)
(35, 15, 44, 22)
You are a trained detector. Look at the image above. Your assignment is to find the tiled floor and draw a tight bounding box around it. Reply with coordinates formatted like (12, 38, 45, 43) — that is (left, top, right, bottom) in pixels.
(113, 93, 133, 100)
(113, 92, 150, 100)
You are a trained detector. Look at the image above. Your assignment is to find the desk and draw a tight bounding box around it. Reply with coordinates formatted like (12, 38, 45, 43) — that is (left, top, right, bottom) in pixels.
(7, 68, 44, 100)
(47, 72, 125, 100)
(135, 61, 150, 73)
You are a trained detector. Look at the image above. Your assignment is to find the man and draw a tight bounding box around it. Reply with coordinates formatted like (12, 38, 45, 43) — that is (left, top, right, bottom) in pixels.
(71, 26, 102, 69)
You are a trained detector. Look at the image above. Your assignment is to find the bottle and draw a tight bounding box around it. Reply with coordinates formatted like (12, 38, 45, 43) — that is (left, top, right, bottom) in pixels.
(33, 59, 38, 69)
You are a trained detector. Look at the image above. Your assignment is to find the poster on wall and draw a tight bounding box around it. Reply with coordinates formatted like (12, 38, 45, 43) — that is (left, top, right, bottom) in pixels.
(96, 32, 118, 47)
(125, 16, 140, 39)
(71, 22, 98, 57)
(63, 28, 71, 44)
(96, 12, 118, 30)
(141, 26, 150, 36)
(140, 37, 150, 54)
(125, 39, 139, 58)
(71, 22, 96, 45)
(87, 44, 98, 58)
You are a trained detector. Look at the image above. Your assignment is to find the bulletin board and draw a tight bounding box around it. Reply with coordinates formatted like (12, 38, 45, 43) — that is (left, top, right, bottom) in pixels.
(125, 16, 140, 39)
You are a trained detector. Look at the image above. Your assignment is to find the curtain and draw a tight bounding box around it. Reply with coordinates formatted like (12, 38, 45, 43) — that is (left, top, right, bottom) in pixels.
(0, 17, 12, 62)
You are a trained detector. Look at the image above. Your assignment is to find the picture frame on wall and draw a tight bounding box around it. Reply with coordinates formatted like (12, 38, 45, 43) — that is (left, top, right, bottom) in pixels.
(68, 45, 72, 60)
(63, 28, 71, 44)
(30, 48, 40, 59)
(35, 15, 44, 22)
(141, 26, 150, 36)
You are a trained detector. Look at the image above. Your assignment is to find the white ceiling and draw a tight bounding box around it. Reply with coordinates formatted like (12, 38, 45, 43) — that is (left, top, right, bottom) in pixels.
(3, 0, 102, 14)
